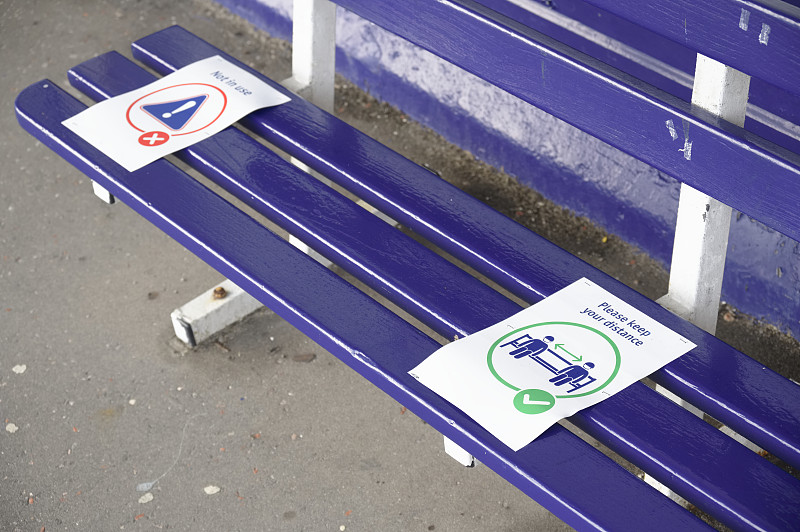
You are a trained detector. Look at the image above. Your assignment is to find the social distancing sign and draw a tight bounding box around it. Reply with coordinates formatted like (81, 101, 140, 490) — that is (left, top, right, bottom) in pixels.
(409, 278, 696, 451)
(63, 55, 290, 172)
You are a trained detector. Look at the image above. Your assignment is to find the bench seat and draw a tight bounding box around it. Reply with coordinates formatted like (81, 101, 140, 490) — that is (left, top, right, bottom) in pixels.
(132, 24, 800, 465)
(15, 21, 800, 532)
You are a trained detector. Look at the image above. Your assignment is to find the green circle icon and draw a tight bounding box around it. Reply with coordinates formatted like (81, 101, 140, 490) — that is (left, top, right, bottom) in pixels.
(487, 321, 621, 399)
(513, 389, 556, 414)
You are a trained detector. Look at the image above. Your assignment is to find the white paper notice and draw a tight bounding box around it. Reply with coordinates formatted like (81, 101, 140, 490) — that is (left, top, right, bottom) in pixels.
(409, 278, 696, 451)
(63, 55, 290, 172)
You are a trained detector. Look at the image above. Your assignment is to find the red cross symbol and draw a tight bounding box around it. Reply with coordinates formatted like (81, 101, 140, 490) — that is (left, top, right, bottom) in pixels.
(138, 131, 170, 147)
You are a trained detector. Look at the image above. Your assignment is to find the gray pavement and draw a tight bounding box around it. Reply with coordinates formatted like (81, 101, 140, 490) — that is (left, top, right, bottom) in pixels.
(1, 1, 572, 531)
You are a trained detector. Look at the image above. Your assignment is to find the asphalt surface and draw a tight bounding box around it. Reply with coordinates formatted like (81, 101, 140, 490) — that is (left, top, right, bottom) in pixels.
(1, 1, 572, 531)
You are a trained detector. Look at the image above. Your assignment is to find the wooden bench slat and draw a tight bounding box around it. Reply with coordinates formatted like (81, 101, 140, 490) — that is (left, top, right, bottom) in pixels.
(132, 26, 800, 472)
(332, 0, 800, 244)
(67, 51, 800, 530)
(582, 0, 800, 97)
(14, 80, 714, 532)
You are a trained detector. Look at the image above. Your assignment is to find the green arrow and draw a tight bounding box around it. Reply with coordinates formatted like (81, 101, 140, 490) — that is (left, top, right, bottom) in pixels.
(554, 343, 582, 362)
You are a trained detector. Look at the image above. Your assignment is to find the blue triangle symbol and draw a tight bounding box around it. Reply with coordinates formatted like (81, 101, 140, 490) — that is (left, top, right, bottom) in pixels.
(141, 95, 208, 131)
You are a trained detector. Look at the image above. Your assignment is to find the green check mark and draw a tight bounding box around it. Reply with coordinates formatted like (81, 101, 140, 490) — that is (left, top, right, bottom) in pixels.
(513, 389, 555, 414)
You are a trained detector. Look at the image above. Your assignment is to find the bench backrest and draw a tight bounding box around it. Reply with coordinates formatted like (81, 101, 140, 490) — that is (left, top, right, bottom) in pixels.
(584, 0, 800, 97)
(335, 0, 800, 244)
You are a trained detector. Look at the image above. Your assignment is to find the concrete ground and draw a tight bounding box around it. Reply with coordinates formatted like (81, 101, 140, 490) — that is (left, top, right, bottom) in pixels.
(1, 1, 798, 532)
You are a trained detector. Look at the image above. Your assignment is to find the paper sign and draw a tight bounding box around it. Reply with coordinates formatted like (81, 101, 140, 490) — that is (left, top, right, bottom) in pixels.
(63, 55, 290, 172)
(409, 278, 696, 451)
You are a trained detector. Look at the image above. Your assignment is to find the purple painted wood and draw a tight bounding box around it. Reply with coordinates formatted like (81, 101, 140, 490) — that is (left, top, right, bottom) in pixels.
(478, 0, 693, 99)
(582, 0, 800, 97)
(478, 0, 800, 155)
(132, 27, 800, 475)
(329, 0, 800, 244)
(67, 48, 800, 530)
(15, 80, 713, 532)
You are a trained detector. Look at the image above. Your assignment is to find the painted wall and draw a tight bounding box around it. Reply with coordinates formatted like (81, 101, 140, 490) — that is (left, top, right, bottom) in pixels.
(215, 0, 800, 337)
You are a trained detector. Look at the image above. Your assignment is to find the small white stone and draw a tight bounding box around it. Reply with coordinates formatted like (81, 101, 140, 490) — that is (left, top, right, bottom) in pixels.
(6, 423, 18, 433)
(138, 492, 154, 504)
(203, 485, 221, 495)
(128, 399, 136, 406)
(12, 365, 26, 374)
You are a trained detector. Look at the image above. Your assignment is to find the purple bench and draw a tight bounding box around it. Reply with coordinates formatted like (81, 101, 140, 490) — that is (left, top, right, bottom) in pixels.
(15, 2, 800, 528)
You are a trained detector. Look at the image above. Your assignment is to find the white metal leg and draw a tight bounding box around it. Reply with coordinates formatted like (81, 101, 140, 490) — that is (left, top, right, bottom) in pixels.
(288, 228, 334, 267)
(87, 176, 266, 347)
(651, 54, 760, 499)
(171, 279, 263, 347)
(168, 3, 337, 345)
(443, 435, 475, 467)
(283, 0, 338, 266)
(92, 180, 115, 204)
(658, 54, 750, 335)
(283, 0, 336, 112)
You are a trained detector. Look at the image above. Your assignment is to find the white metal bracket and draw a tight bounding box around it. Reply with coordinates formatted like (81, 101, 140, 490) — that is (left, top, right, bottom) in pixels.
(443, 435, 475, 467)
(281, 0, 339, 267)
(171, 279, 263, 347)
(651, 54, 762, 499)
(282, 0, 337, 113)
(92, 180, 115, 204)
(658, 54, 750, 335)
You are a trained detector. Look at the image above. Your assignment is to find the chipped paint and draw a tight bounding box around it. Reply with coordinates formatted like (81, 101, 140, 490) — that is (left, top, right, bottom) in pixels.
(739, 9, 750, 31)
(759, 24, 771, 45)
(680, 139, 693, 160)
(666, 119, 678, 140)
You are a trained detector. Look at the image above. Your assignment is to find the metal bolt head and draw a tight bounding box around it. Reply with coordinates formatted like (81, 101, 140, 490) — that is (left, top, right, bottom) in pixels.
(213, 286, 227, 300)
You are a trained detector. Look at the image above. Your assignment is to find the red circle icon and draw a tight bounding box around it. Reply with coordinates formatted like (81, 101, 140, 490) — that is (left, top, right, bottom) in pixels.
(138, 131, 170, 147)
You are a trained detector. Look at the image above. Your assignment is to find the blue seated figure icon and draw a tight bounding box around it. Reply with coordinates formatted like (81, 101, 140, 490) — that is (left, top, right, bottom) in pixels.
(549, 362, 595, 389)
(502, 335, 599, 393)
(504, 335, 554, 359)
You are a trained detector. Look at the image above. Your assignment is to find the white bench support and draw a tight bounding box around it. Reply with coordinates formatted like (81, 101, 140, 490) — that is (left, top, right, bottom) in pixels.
(650, 54, 758, 500)
(172, 0, 338, 342)
(287, 0, 466, 466)
(283, 0, 397, 264)
(85, 125, 267, 346)
(282, 0, 338, 266)
(171, 279, 263, 347)
(170, 0, 399, 345)
(283, 0, 337, 113)
(92, 180, 115, 204)
(443, 435, 475, 467)
(658, 54, 750, 334)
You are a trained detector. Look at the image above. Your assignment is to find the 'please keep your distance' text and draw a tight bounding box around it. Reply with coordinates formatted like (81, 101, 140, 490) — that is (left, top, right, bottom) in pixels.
(580, 302, 651, 347)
